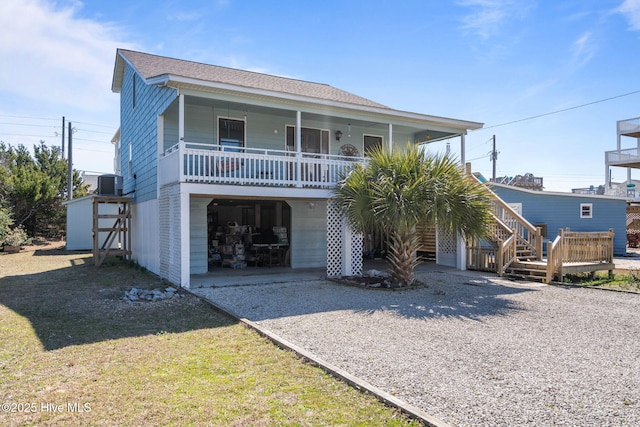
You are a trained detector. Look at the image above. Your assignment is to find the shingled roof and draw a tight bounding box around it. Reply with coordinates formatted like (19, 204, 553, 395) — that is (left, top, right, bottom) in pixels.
(113, 49, 388, 109)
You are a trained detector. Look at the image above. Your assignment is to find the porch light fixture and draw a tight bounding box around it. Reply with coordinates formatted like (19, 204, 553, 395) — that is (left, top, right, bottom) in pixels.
(335, 130, 343, 141)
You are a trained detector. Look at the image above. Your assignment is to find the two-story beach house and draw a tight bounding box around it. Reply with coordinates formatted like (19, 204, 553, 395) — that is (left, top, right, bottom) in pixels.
(110, 49, 483, 288)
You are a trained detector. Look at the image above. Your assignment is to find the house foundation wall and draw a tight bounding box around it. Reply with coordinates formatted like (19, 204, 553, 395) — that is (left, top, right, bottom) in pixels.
(288, 199, 328, 268)
(190, 198, 209, 274)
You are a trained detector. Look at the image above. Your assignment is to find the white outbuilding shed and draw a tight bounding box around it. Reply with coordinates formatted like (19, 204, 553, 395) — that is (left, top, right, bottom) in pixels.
(63, 195, 122, 250)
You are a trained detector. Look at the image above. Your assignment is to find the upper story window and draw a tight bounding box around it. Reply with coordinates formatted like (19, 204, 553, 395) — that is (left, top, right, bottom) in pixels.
(580, 203, 593, 218)
(285, 126, 329, 154)
(363, 134, 383, 156)
(218, 118, 245, 150)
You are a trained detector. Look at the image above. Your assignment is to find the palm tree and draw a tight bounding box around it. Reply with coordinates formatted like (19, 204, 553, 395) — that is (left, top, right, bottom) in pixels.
(332, 143, 492, 286)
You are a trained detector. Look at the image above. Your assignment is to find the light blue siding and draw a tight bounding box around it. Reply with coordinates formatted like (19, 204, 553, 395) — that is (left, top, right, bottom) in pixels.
(159, 97, 414, 157)
(492, 186, 627, 255)
(120, 64, 177, 202)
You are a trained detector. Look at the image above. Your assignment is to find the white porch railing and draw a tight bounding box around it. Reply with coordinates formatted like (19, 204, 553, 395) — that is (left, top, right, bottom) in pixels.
(605, 147, 640, 164)
(618, 117, 640, 135)
(159, 142, 363, 188)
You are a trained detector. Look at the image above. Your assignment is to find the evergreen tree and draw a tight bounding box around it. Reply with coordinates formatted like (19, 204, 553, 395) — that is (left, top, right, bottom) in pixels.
(0, 141, 88, 239)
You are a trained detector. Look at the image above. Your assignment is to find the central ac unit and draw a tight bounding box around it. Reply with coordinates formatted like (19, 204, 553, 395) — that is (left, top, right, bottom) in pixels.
(97, 174, 123, 196)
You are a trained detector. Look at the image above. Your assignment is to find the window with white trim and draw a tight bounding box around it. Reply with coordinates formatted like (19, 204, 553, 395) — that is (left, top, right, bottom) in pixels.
(218, 117, 245, 150)
(363, 134, 383, 156)
(580, 203, 593, 218)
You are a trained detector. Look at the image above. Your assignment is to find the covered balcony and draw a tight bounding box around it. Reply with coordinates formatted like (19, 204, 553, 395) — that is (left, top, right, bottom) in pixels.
(157, 93, 470, 189)
(605, 117, 640, 189)
(159, 142, 362, 188)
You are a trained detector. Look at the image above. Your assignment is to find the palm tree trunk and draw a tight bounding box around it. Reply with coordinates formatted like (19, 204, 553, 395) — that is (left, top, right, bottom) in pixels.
(387, 229, 421, 286)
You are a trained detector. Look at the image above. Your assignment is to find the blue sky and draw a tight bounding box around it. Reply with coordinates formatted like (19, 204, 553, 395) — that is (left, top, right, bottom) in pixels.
(1, 0, 639, 191)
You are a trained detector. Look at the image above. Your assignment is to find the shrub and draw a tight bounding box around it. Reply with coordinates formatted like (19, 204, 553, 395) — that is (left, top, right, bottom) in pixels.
(2, 225, 32, 247)
(0, 205, 14, 244)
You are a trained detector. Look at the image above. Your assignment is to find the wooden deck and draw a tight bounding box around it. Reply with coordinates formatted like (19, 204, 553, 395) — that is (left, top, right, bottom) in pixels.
(507, 259, 615, 283)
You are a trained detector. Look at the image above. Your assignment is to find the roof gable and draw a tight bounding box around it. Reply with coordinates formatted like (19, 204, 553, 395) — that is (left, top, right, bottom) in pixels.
(113, 49, 388, 109)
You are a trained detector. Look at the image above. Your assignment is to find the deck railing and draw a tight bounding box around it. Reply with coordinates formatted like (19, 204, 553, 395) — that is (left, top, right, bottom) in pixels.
(618, 117, 640, 135)
(466, 175, 543, 275)
(159, 142, 363, 188)
(467, 214, 517, 275)
(546, 228, 615, 282)
(605, 147, 640, 164)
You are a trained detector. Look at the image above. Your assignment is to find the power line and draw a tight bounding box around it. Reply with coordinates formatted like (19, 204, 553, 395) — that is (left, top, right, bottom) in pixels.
(74, 127, 114, 135)
(479, 89, 640, 130)
(71, 120, 116, 129)
(0, 114, 59, 121)
(0, 122, 59, 128)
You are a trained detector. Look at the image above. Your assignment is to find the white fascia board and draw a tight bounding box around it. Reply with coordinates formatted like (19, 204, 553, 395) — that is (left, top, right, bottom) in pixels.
(161, 75, 483, 132)
(180, 183, 333, 200)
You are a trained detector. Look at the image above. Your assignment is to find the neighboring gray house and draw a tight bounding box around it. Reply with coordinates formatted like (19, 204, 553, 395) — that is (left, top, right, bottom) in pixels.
(489, 183, 627, 255)
(111, 49, 483, 288)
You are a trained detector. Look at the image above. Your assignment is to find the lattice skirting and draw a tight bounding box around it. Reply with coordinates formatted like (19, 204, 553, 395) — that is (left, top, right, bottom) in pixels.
(327, 201, 363, 277)
(159, 184, 181, 286)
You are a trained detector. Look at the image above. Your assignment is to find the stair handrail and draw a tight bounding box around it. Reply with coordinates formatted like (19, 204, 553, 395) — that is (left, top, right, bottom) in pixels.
(469, 175, 543, 260)
(491, 195, 542, 258)
(498, 233, 517, 275)
(546, 232, 563, 283)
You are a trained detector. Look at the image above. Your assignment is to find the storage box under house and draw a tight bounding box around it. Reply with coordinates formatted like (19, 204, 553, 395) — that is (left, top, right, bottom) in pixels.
(273, 226, 288, 244)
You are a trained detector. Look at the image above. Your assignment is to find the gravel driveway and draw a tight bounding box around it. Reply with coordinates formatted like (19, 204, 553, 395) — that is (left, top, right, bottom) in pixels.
(193, 265, 640, 427)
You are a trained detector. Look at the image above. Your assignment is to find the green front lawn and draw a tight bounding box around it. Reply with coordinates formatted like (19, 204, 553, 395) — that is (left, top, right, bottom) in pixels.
(0, 245, 421, 426)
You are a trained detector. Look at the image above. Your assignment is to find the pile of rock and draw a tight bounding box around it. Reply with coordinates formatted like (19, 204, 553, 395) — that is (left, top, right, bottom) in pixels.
(123, 286, 181, 302)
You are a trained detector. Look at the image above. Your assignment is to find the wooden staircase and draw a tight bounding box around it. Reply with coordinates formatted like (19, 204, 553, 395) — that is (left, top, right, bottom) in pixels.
(467, 175, 616, 283)
(466, 176, 546, 281)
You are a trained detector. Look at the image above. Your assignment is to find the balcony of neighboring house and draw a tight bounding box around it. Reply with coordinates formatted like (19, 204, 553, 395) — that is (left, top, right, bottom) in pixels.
(605, 117, 640, 170)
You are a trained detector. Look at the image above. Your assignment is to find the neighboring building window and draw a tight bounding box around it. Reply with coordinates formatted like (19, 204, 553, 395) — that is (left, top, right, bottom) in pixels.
(364, 134, 383, 155)
(580, 203, 593, 218)
(218, 118, 245, 150)
(508, 203, 523, 216)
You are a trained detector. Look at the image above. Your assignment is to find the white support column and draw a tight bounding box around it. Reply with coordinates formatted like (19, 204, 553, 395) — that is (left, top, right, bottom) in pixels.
(604, 152, 609, 189)
(456, 233, 467, 271)
(178, 93, 185, 181)
(341, 216, 353, 276)
(178, 93, 185, 145)
(388, 123, 393, 151)
(460, 133, 466, 166)
(180, 190, 190, 288)
(157, 115, 164, 195)
(296, 110, 302, 187)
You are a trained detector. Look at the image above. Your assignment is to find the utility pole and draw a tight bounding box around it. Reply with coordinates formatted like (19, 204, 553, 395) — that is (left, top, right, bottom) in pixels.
(67, 121, 73, 201)
(61, 116, 65, 159)
(490, 134, 498, 182)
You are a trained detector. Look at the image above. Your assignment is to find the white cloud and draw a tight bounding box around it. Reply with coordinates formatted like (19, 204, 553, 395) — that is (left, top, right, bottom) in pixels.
(458, 0, 535, 40)
(0, 0, 133, 113)
(167, 11, 203, 22)
(618, 0, 640, 30)
(0, 0, 135, 173)
(458, 0, 509, 39)
(572, 31, 596, 66)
